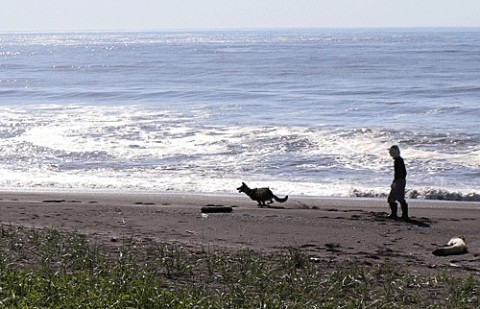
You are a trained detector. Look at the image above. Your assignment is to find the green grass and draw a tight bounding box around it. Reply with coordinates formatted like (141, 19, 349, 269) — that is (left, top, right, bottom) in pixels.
(0, 225, 479, 308)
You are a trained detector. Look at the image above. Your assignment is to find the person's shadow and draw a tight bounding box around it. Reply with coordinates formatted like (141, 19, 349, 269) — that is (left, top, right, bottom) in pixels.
(403, 217, 431, 228)
(372, 212, 431, 227)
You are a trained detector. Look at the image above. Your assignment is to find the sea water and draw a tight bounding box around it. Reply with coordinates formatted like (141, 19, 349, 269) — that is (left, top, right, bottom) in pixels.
(0, 29, 479, 200)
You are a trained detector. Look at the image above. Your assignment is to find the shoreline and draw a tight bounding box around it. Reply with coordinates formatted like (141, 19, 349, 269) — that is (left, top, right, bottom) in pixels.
(1, 189, 480, 204)
(0, 182, 479, 202)
(1, 190, 480, 275)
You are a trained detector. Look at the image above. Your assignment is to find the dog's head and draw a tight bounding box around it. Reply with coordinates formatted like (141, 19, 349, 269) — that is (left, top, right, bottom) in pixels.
(237, 182, 248, 193)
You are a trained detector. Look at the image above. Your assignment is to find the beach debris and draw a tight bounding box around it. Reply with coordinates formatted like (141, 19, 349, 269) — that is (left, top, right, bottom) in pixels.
(432, 236, 467, 256)
(449, 263, 462, 268)
(42, 199, 66, 203)
(134, 201, 155, 205)
(325, 243, 341, 253)
(201, 205, 233, 213)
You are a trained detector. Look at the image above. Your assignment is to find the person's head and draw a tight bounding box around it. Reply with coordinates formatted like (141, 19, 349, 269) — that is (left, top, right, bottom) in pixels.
(389, 145, 401, 158)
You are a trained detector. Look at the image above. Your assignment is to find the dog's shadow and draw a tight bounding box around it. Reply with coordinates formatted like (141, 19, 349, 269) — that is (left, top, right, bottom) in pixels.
(265, 205, 286, 209)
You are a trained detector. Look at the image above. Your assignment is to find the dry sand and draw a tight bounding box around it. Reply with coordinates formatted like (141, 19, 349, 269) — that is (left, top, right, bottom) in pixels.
(1, 191, 479, 275)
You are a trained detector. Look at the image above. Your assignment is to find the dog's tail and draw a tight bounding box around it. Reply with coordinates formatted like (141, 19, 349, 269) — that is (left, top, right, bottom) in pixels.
(273, 195, 288, 203)
(432, 246, 467, 256)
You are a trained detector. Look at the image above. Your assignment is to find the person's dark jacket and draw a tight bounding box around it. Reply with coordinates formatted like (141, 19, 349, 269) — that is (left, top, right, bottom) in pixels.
(394, 157, 407, 180)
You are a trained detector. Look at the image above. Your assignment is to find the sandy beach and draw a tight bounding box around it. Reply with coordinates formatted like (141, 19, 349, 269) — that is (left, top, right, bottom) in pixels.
(1, 191, 479, 276)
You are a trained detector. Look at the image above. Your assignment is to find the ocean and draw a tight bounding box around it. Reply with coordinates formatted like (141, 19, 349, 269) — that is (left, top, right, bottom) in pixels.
(0, 29, 479, 200)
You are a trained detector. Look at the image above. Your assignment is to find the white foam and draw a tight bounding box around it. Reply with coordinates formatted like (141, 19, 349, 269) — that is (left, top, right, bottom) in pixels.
(0, 104, 478, 198)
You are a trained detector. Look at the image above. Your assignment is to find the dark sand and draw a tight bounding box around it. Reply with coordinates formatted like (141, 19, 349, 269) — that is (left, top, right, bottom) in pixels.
(1, 191, 479, 275)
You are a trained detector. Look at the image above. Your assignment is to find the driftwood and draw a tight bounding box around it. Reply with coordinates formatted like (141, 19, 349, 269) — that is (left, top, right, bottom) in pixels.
(201, 205, 233, 213)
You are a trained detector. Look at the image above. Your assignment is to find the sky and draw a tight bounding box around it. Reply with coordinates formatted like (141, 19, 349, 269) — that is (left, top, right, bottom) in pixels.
(1, 0, 479, 32)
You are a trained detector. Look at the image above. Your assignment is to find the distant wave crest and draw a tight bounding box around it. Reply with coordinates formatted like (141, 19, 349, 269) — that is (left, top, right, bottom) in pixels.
(352, 188, 480, 202)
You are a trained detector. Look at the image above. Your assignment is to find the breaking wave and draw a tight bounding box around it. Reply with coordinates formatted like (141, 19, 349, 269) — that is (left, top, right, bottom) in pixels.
(351, 188, 480, 202)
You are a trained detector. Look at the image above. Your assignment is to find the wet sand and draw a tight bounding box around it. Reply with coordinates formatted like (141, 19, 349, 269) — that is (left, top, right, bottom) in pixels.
(1, 191, 479, 275)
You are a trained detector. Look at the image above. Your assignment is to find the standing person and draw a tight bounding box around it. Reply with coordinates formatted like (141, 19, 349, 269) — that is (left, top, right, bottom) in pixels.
(387, 145, 409, 221)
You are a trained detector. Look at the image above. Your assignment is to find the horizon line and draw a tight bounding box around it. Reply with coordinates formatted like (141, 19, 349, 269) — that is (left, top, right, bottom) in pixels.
(2, 26, 479, 35)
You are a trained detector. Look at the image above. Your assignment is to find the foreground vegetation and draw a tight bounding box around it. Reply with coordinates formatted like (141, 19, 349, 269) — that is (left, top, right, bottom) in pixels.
(0, 225, 479, 308)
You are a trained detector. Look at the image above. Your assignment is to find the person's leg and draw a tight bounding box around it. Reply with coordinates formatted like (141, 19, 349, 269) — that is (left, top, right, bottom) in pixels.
(387, 185, 398, 219)
(395, 179, 409, 220)
(388, 202, 398, 219)
(400, 201, 409, 220)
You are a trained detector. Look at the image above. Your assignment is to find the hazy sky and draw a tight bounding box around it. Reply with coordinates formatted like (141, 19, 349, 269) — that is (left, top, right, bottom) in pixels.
(1, 0, 479, 32)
